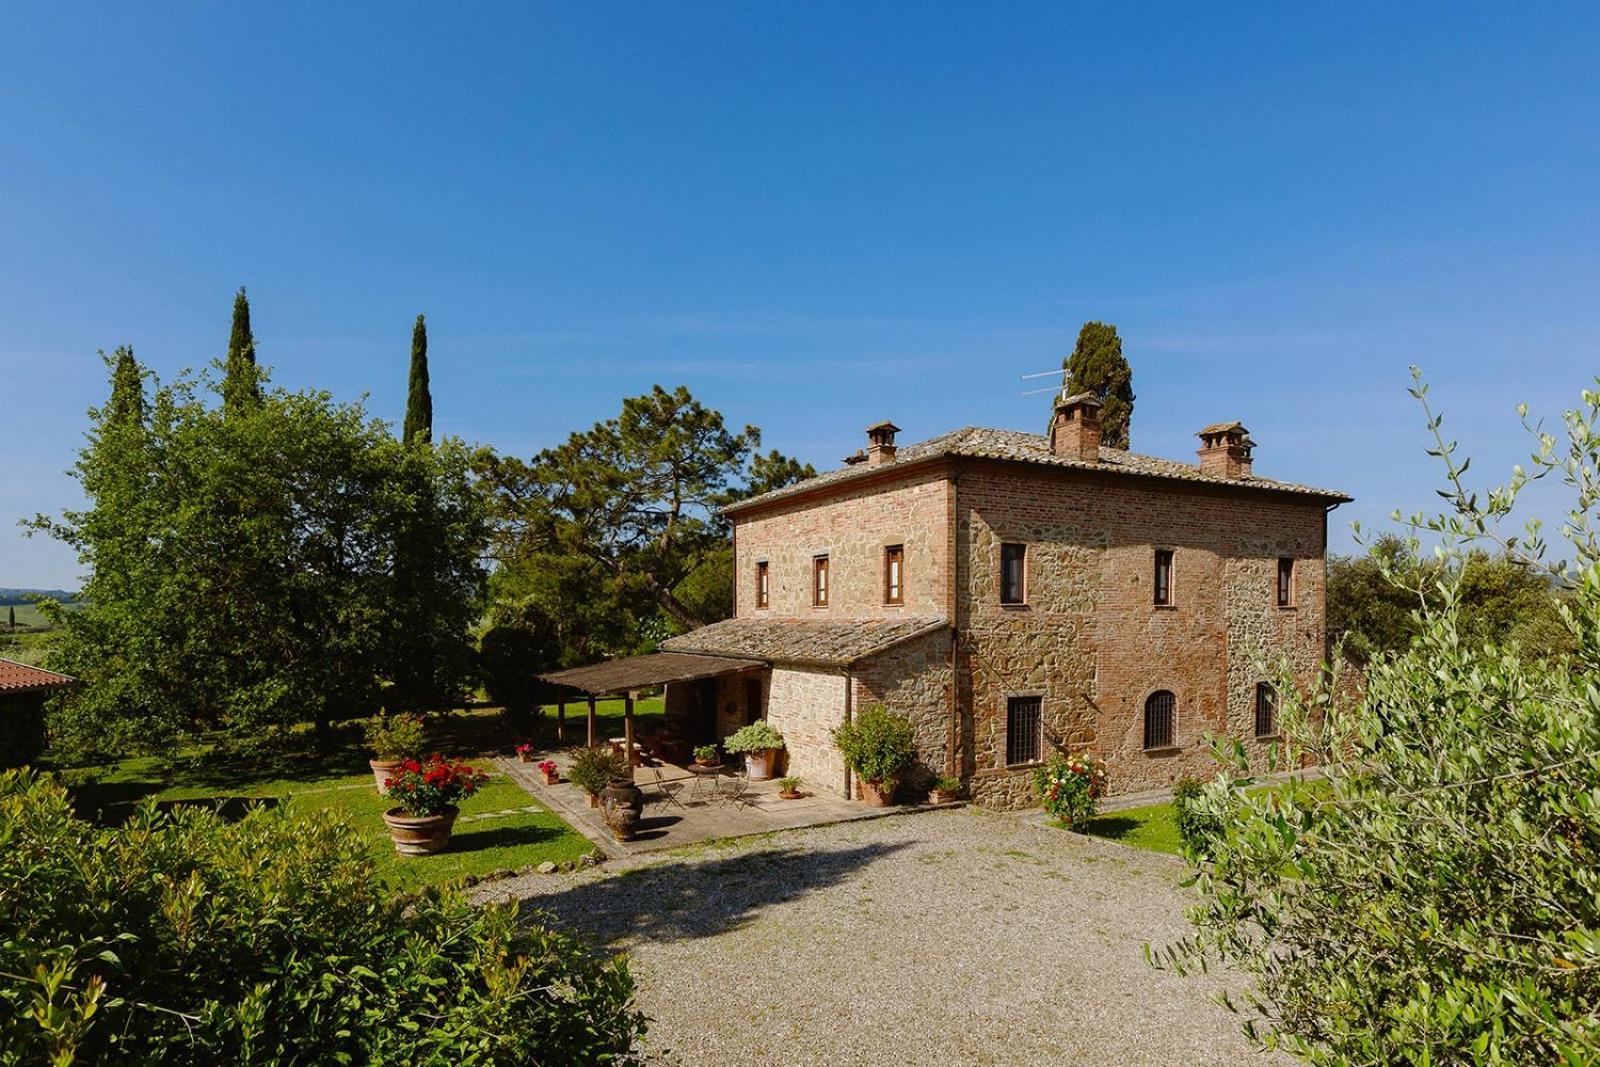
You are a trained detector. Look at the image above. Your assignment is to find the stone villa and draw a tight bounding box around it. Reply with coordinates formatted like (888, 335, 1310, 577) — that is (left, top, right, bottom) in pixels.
(565, 392, 1350, 809)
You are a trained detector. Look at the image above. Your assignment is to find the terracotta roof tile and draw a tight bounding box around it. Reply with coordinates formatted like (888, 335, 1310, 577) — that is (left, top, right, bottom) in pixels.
(0, 659, 76, 694)
(662, 616, 949, 668)
(725, 425, 1350, 514)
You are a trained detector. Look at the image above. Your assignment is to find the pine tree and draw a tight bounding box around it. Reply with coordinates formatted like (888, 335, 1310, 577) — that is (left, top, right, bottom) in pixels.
(222, 287, 259, 417)
(403, 314, 432, 445)
(1058, 321, 1135, 450)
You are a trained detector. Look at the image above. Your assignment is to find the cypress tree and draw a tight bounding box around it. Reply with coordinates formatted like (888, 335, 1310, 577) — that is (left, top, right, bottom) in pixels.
(1059, 321, 1135, 450)
(222, 287, 259, 417)
(7, 605, 14, 630)
(403, 314, 432, 445)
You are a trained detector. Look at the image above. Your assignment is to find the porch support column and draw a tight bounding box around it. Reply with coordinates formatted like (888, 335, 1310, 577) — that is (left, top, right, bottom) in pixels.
(587, 695, 597, 747)
(556, 699, 566, 743)
(623, 693, 636, 779)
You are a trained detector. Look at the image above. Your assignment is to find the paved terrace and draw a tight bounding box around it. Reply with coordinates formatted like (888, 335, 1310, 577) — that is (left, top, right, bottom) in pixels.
(498, 747, 950, 858)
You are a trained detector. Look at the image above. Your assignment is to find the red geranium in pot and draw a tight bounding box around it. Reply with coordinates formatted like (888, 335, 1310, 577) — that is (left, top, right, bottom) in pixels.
(382, 755, 488, 855)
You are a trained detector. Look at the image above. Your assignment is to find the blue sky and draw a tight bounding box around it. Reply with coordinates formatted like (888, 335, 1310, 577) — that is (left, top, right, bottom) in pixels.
(3, 4, 1596, 588)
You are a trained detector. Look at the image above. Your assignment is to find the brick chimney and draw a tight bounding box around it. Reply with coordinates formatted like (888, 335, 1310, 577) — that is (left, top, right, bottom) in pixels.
(1196, 422, 1255, 479)
(1049, 391, 1102, 462)
(865, 420, 900, 466)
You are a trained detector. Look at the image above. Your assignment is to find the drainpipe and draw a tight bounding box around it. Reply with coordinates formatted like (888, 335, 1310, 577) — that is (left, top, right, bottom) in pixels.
(842, 669, 854, 800)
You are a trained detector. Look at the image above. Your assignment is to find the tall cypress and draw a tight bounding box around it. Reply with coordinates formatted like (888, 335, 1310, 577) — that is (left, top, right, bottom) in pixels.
(222, 287, 259, 417)
(1058, 321, 1135, 450)
(403, 314, 432, 445)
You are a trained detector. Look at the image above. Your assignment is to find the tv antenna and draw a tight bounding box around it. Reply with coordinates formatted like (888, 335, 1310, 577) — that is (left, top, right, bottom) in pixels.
(1019, 368, 1068, 398)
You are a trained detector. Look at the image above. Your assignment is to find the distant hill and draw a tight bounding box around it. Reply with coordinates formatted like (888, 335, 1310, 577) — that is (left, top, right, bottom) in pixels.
(0, 589, 78, 606)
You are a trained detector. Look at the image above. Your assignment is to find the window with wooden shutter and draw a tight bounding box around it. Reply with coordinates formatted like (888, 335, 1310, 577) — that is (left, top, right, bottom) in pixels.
(1154, 549, 1174, 606)
(755, 560, 770, 609)
(1006, 696, 1042, 765)
(813, 555, 829, 607)
(1276, 557, 1294, 607)
(884, 544, 904, 605)
(1000, 543, 1026, 604)
(1144, 690, 1176, 749)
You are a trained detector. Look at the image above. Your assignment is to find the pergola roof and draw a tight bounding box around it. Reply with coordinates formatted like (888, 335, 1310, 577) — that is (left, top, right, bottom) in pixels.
(661, 616, 949, 668)
(538, 651, 762, 697)
(0, 659, 77, 695)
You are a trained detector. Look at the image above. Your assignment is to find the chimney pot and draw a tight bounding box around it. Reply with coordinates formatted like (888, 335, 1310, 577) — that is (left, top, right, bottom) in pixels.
(1196, 422, 1254, 479)
(1049, 391, 1102, 462)
(865, 420, 900, 466)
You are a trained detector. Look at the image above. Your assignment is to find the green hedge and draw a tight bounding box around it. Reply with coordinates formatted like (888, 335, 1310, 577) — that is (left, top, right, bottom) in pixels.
(0, 769, 646, 1064)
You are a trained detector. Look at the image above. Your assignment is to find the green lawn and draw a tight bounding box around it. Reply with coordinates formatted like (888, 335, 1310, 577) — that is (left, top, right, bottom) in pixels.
(57, 706, 616, 891)
(530, 694, 665, 744)
(1082, 801, 1182, 854)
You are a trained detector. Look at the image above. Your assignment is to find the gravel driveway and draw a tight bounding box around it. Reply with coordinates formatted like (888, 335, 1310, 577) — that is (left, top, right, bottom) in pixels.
(477, 807, 1278, 1066)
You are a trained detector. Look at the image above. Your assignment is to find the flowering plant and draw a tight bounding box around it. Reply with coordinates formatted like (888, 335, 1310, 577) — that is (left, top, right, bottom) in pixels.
(384, 756, 489, 817)
(537, 759, 558, 776)
(1031, 753, 1107, 830)
(514, 740, 534, 758)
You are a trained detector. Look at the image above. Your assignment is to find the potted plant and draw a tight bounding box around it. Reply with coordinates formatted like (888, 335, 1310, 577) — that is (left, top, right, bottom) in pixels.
(537, 758, 559, 785)
(929, 774, 962, 804)
(832, 704, 915, 807)
(723, 720, 785, 780)
(692, 744, 720, 767)
(777, 776, 804, 800)
(380, 755, 487, 855)
(364, 714, 427, 794)
(514, 740, 534, 763)
(568, 746, 629, 808)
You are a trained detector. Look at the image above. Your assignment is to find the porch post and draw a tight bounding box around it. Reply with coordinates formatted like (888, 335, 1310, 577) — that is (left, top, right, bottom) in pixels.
(623, 693, 636, 779)
(557, 699, 566, 743)
(587, 695, 597, 747)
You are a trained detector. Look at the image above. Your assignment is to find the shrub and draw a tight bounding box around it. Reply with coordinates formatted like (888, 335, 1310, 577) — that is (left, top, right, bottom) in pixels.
(0, 769, 646, 1064)
(567, 746, 628, 797)
(692, 744, 719, 764)
(831, 704, 915, 785)
(364, 714, 427, 760)
(1171, 775, 1224, 859)
(932, 774, 962, 794)
(1031, 754, 1106, 829)
(723, 720, 784, 753)
(776, 776, 802, 793)
(384, 756, 488, 816)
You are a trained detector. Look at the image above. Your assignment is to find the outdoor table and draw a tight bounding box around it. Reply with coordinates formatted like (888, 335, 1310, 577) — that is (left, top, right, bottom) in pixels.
(686, 762, 724, 804)
(607, 737, 645, 765)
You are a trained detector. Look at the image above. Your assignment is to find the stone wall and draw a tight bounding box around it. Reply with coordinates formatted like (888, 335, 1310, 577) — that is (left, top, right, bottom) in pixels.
(767, 666, 850, 796)
(734, 465, 953, 619)
(850, 628, 953, 795)
(957, 461, 1329, 808)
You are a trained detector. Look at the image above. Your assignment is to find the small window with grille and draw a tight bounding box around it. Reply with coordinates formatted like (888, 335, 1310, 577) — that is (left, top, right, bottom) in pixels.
(1144, 690, 1176, 750)
(1005, 696, 1042, 765)
(1255, 682, 1278, 738)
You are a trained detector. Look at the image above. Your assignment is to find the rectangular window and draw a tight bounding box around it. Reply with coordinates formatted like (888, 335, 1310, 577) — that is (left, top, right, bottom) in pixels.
(1255, 682, 1278, 738)
(755, 561, 770, 609)
(1276, 557, 1294, 607)
(884, 545, 904, 605)
(812, 555, 829, 607)
(1005, 696, 1042, 765)
(1153, 549, 1174, 606)
(1000, 543, 1027, 604)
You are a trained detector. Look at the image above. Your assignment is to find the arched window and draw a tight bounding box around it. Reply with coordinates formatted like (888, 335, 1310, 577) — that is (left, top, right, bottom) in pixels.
(1143, 690, 1176, 750)
(1254, 682, 1278, 738)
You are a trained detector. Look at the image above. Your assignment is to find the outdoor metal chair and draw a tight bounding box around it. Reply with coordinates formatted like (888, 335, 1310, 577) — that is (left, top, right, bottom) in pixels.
(647, 764, 687, 811)
(720, 767, 751, 809)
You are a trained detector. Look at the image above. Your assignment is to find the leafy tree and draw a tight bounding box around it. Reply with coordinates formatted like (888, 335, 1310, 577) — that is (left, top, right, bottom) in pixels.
(1057, 320, 1134, 450)
(476, 385, 813, 658)
(403, 313, 432, 445)
(0, 769, 647, 1063)
(221, 287, 260, 417)
(1157, 373, 1600, 1065)
(32, 350, 487, 754)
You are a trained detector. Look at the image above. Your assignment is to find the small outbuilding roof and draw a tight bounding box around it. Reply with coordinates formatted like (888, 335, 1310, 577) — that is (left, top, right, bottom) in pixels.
(662, 616, 949, 668)
(538, 651, 762, 696)
(0, 659, 77, 695)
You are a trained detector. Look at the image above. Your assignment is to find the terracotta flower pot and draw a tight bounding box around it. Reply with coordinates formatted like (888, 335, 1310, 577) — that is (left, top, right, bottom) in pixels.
(587, 793, 600, 808)
(518, 752, 534, 763)
(779, 789, 803, 800)
(382, 806, 459, 855)
(744, 748, 779, 781)
(599, 777, 645, 841)
(929, 788, 960, 805)
(857, 778, 896, 807)
(370, 758, 404, 795)
(543, 771, 560, 785)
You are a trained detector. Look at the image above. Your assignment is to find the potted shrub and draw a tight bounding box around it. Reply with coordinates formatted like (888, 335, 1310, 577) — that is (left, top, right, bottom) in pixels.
(928, 774, 962, 805)
(568, 746, 628, 808)
(514, 740, 534, 763)
(776, 776, 804, 800)
(832, 704, 915, 806)
(381, 755, 488, 855)
(537, 758, 559, 785)
(1031, 753, 1108, 831)
(364, 715, 427, 794)
(599, 776, 645, 841)
(692, 744, 720, 768)
(723, 721, 785, 780)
